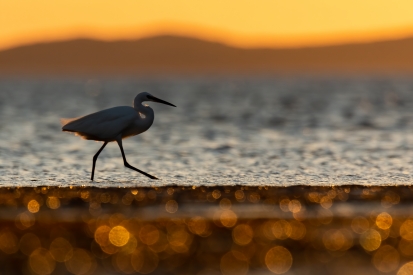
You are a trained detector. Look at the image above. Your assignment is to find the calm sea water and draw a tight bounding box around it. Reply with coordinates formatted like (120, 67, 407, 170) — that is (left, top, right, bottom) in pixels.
(1, 77, 413, 187)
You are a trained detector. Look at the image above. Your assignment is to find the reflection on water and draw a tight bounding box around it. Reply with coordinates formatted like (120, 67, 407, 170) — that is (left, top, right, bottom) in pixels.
(0, 186, 413, 274)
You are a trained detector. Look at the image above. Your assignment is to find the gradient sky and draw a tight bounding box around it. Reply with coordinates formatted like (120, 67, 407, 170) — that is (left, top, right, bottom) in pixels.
(2, 0, 413, 50)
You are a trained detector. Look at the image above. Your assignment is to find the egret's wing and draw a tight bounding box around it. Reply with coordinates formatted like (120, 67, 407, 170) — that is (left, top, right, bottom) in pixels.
(62, 106, 138, 141)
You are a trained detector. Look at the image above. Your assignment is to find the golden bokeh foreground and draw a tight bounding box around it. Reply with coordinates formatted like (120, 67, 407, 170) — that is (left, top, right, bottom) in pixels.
(0, 186, 413, 274)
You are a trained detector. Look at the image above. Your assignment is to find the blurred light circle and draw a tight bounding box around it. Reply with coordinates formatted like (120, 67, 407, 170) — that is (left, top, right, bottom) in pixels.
(131, 250, 144, 272)
(220, 250, 249, 275)
(29, 248, 56, 275)
(120, 235, 138, 254)
(220, 198, 232, 210)
(398, 239, 413, 256)
(168, 227, 192, 253)
(351, 216, 369, 234)
(381, 191, 400, 208)
(46, 196, 61, 209)
(288, 199, 302, 213)
(94, 225, 111, 246)
(16, 212, 35, 229)
(262, 221, 277, 240)
(148, 231, 168, 253)
(232, 224, 254, 246)
(100, 242, 119, 255)
(188, 216, 209, 236)
(49, 237, 73, 262)
(265, 246, 293, 274)
(28, 200, 40, 213)
(317, 209, 333, 224)
(249, 192, 260, 203)
(235, 190, 245, 201)
(220, 210, 238, 228)
(372, 245, 400, 273)
(271, 220, 292, 240)
(320, 196, 332, 209)
(19, 233, 41, 255)
(131, 249, 159, 274)
(0, 230, 19, 254)
(360, 229, 381, 251)
(212, 190, 221, 199)
(400, 220, 413, 240)
(323, 229, 345, 251)
(139, 225, 160, 245)
(109, 226, 130, 247)
(113, 252, 135, 274)
(65, 248, 94, 275)
(322, 229, 353, 252)
(376, 212, 392, 230)
(398, 261, 413, 275)
(165, 200, 178, 213)
(289, 220, 306, 240)
(279, 199, 290, 212)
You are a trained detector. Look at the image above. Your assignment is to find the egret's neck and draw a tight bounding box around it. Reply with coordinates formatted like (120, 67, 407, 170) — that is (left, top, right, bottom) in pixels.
(134, 102, 154, 128)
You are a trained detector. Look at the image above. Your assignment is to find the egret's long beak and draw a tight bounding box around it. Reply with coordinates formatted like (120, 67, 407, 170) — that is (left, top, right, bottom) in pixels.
(148, 95, 176, 107)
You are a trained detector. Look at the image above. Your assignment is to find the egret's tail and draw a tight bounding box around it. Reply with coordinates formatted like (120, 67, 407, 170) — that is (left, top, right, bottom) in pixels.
(61, 116, 85, 129)
(61, 117, 83, 135)
(61, 117, 99, 140)
(60, 118, 76, 127)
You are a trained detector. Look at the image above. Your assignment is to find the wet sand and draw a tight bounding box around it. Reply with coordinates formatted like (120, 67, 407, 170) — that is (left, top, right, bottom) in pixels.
(1, 77, 413, 186)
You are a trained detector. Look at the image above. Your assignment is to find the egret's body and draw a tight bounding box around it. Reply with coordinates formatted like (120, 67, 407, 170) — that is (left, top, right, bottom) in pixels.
(62, 92, 176, 180)
(63, 106, 153, 141)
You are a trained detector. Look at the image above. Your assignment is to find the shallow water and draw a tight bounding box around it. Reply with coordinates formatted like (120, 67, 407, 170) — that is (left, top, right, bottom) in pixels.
(1, 77, 413, 187)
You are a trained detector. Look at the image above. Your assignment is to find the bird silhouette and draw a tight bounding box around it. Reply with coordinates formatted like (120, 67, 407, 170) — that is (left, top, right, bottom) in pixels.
(62, 92, 176, 180)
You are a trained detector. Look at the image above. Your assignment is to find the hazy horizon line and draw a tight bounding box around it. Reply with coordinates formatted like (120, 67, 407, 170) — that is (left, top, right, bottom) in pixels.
(4, 29, 413, 52)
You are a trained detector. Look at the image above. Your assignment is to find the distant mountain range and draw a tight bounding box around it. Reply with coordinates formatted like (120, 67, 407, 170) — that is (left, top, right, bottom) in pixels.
(1, 35, 413, 75)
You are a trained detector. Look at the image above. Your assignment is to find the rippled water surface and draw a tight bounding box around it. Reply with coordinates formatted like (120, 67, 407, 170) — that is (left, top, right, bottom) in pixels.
(1, 77, 413, 187)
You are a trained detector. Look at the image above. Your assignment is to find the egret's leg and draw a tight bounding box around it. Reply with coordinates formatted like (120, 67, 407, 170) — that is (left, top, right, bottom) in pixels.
(91, 142, 108, 181)
(116, 138, 159, 180)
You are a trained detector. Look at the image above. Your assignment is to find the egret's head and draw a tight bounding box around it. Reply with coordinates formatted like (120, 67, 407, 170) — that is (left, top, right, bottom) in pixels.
(137, 92, 176, 107)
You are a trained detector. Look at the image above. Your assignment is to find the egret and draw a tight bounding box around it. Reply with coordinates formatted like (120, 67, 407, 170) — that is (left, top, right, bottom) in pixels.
(62, 92, 176, 180)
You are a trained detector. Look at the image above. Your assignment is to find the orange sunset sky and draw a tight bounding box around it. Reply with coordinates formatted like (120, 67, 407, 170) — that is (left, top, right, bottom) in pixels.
(2, 0, 413, 50)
